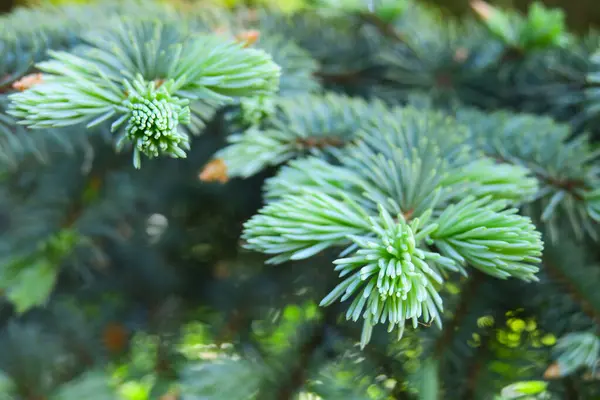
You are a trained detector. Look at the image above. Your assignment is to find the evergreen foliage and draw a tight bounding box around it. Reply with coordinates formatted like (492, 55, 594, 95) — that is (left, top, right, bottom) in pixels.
(1, 0, 600, 399)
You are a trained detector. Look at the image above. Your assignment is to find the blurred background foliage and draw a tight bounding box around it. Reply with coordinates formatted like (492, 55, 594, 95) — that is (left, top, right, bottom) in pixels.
(2, 0, 600, 33)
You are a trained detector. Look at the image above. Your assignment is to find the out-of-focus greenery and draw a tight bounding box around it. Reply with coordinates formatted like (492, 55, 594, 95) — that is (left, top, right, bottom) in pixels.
(428, 0, 600, 34)
(20, 0, 309, 13)
(14, 0, 600, 31)
(105, 301, 395, 399)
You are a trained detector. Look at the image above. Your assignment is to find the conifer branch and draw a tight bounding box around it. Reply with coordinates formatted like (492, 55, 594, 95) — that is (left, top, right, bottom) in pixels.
(7, 18, 281, 167)
(215, 93, 386, 178)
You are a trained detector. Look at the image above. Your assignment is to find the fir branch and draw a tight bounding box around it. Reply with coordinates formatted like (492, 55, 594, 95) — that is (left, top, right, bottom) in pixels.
(263, 156, 366, 202)
(253, 34, 320, 96)
(321, 206, 455, 348)
(456, 108, 600, 241)
(439, 157, 539, 205)
(551, 332, 600, 378)
(8, 18, 281, 167)
(431, 195, 543, 281)
(246, 106, 544, 346)
(493, 152, 587, 201)
(215, 93, 386, 178)
(243, 189, 372, 264)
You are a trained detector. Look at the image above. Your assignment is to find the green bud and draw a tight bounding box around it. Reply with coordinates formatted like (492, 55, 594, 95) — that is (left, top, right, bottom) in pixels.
(121, 83, 191, 168)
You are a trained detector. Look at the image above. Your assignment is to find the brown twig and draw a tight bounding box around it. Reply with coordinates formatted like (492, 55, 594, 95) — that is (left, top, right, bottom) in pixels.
(463, 333, 490, 400)
(434, 272, 483, 357)
(563, 377, 581, 400)
(544, 257, 600, 326)
(61, 174, 103, 228)
(358, 12, 405, 42)
(275, 323, 327, 400)
(296, 136, 345, 149)
(493, 154, 588, 201)
(546, 177, 587, 200)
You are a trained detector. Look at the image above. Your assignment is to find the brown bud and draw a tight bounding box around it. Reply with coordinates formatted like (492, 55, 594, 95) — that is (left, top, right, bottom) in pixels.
(583, 370, 600, 381)
(214, 261, 230, 279)
(199, 158, 229, 183)
(471, 0, 493, 21)
(102, 323, 129, 354)
(236, 30, 260, 48)
(543, 362, 561, 380)
(12, 73, 44, 91)
(89, 175, 103, 192)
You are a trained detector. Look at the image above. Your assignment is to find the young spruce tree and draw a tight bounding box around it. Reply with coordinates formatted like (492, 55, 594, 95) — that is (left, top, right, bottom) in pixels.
(1, 0, 600, 399)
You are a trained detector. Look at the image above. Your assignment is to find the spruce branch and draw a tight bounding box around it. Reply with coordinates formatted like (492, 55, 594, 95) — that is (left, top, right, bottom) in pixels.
(431, 195, 543, 281)
(113, 77, 191, 169)
(4, 2, 593, 397)
(457, 108, 600, 241)
(583, 48, 600, 128)
(243, 189, 372, 264)
(373, 10, 502, 107)
(471, 0, 570, 52)
(319, 206, 456, 349)
(253, 34, 320, 96)
(263, 157, 366, 202)
(210, 126, 303, 180)
(340, 138, 448, 219)
(334, 107, 476, 218)
(213, 93, 386, 178)
(355, 107, 473, 168)
(259, 9, 382, 87)
(440, 157, 539, 205)
(551, 332, 600, 378)
(511, 31, 600, 130)
(8, 18, 280, 167)
(243, 104, 546, 346)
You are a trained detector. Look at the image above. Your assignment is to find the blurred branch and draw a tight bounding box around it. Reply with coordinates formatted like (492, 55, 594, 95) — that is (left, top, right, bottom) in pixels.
(434, 272, 483, 357)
